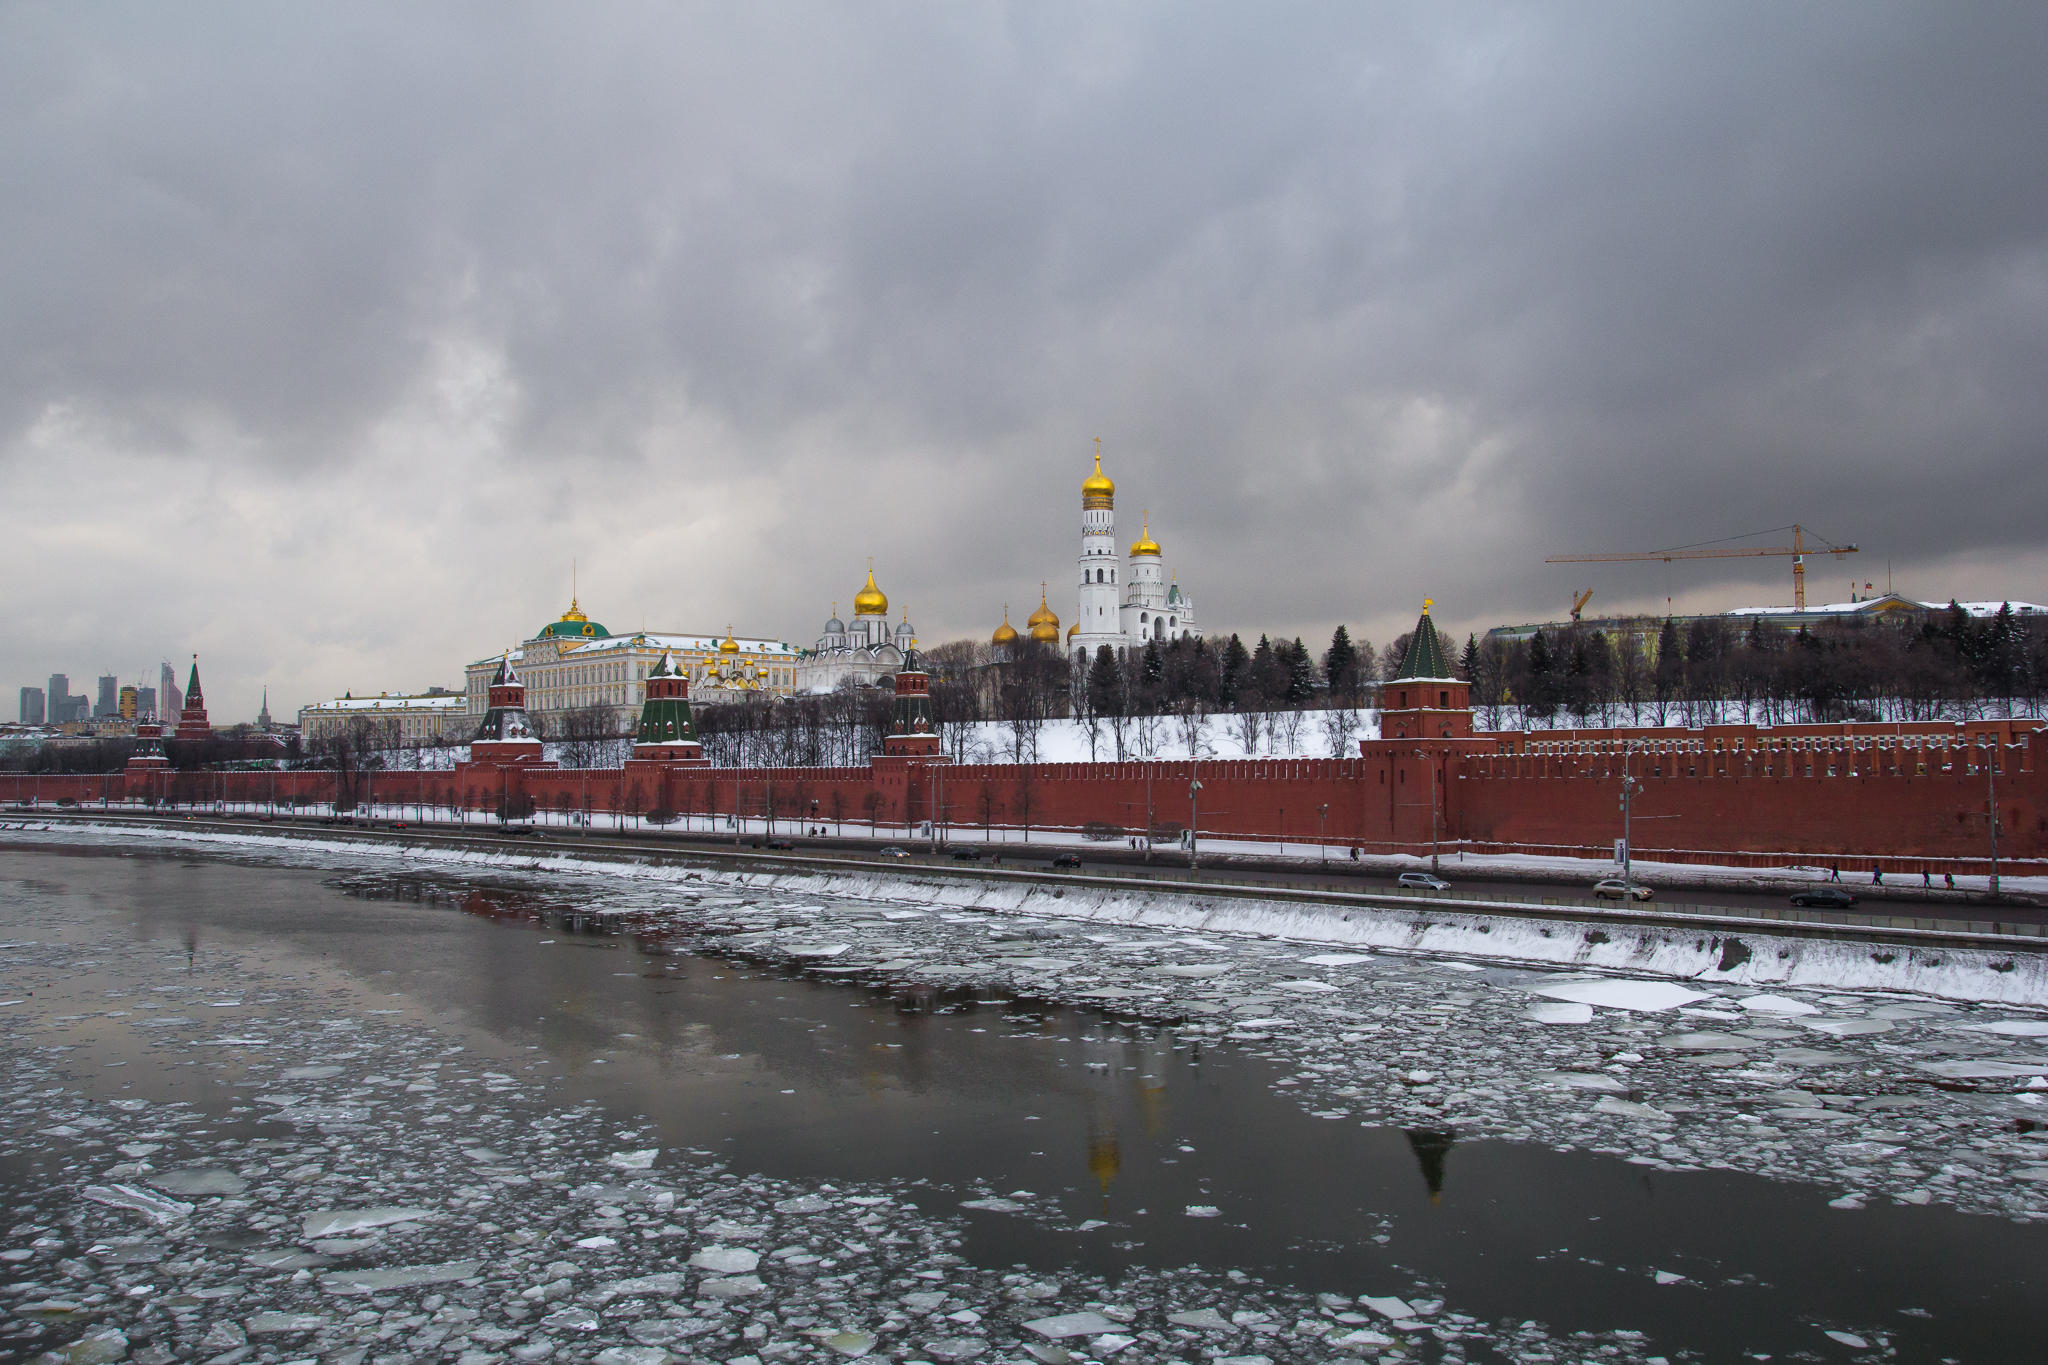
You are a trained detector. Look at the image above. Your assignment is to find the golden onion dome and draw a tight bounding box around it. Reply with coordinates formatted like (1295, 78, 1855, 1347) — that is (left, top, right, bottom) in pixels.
(1129, 510, 1161, 558)
(1066, 621, 1079, 641)
(719, 627, 740, 655)
(853, 563, 888, 617)
(991, 606, 1018, 646)
(1081, 439, 1114, 509)
(560, 597, 589, 623)
(1027, 585, 1060, 643)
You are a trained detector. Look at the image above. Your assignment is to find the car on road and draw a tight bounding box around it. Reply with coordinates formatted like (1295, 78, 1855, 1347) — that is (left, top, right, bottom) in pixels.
(765, 838, 796, 850)
(950, 847, 984, 861)
(1398, 872, 1451, 892)
(1789, 886, 1859, 909)
(1052, 852, 1083, 869)
(877, 845, 911, 859)
(1592, 878, 1653, 902)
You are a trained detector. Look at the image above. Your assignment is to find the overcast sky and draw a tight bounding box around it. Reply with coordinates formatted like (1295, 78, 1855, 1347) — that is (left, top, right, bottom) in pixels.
(5, 2, 2046, 722)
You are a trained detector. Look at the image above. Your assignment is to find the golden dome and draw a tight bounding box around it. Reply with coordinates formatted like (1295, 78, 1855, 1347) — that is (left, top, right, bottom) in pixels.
(560, 597, 588, 623)
(719, 627, 740, 655)
(1129, 510, 1161, 558)
(853, 562, 888, 617)
(1081, 438, 1114, 509)
(1027, 584, 1060, 643)
(1066, 621, 1079, 640)
(991, 606, 1019, 646)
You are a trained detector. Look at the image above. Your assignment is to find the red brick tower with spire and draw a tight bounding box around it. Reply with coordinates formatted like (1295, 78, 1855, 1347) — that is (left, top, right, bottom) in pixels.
(172, 655, 213, 742)
(467, 650, 549, 767)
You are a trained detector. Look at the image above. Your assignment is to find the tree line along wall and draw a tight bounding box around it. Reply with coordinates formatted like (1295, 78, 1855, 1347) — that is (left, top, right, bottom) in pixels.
(1, 743, 2040, 872)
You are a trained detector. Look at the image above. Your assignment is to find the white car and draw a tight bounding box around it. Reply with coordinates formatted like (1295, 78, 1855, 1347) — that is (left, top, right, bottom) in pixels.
(1398, 872, 1451, 892)
(1593, 878, 1654, 902)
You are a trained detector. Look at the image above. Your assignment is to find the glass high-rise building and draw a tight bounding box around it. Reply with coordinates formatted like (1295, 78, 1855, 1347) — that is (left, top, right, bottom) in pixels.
(18, 687, 44, 724)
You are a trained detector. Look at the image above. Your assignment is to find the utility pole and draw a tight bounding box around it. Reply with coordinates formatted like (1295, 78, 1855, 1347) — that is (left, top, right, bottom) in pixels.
(1412, 750, 1440, 874)
(1619, 742, 1643, 891)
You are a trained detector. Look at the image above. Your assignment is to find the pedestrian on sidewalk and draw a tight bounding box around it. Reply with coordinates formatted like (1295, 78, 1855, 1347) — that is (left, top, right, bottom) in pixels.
(1945, 871, 1955, 889)
(1873, 865, 1884, 885)
(1830, 864, 1841, 882)
(1922, 869, 1931, 889)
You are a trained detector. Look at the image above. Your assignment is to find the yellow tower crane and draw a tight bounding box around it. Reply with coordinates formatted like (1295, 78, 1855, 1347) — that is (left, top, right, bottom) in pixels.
(1545, 524, 1857, 612)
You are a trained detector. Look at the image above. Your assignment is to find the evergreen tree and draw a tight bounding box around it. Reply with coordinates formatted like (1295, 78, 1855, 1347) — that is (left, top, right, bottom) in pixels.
(1218, 634, 1251, 707)
(1653, 618, 1685, 704)
(1525, 628, 1559, 721)
(1087, 645, 1124, 720)
(1324, 625, 1359, 698)
(1286, 637, 1317, 704)
(1459, 633, 1480, 682)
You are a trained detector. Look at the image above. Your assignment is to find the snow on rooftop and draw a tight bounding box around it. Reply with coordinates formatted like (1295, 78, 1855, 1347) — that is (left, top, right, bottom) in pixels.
(1729, 598, 2044, 619)
(302, 694, 467, 713)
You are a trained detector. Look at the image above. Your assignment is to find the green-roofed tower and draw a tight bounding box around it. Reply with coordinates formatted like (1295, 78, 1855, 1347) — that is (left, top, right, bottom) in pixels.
(632, 651, 704, 761)
(1380, 598, 1473, 740)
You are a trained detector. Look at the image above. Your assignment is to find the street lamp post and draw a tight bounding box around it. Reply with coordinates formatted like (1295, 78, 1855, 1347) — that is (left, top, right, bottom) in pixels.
(1986, 739, 2027, 901)
(1318, 803, 1329, 868)
(1188, 759, 1204, 872)
(1412, 750, 1440, 874)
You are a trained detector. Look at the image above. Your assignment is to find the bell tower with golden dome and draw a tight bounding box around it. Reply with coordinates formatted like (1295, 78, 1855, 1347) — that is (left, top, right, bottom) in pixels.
(1073, 438, 1124, 662)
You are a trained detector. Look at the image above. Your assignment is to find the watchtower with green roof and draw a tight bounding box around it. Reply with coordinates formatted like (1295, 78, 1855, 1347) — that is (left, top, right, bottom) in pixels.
(631, 651, 706, 762)
(1380, 598, 1472, 740)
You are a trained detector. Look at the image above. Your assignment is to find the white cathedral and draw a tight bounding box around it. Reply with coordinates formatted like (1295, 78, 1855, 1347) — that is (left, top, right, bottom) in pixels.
(794, 563, 919, 693)
(1042, 440, 1199, 663)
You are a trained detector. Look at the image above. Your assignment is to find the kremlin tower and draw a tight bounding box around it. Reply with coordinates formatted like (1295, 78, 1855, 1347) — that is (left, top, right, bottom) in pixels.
(172, 655, 212, 742)
(1378, 600, 1473, 741)
(468, 651, 550, 766)
(630, 651, 707, 763)
(880, 643, 942, 758)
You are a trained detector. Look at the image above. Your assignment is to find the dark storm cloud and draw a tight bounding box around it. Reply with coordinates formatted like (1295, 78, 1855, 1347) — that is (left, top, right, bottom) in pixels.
(3, 2, 2045, 714)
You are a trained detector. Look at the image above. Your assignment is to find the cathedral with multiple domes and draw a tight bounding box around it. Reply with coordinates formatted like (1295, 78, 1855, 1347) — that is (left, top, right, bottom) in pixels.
(993, 441, 1199, 663)
(794, 563, 920, 693)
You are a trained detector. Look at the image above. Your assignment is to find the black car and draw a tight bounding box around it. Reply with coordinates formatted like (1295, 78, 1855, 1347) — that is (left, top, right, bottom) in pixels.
(951, 847, 985, 861)
(765, 839, 795, 850)
(1790, 887, 1859, 909)
(1052, 852, 1083, 869)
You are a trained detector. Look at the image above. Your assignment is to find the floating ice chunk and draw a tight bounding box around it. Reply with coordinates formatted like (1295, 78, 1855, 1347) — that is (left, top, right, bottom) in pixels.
(1539, 1071, 1626, 1091)
(1151, 964, 1232, 979)
(1167, 1309, 1233, 1331)
(1803, 1018, 1892, 1037)
(1773, 1048, 1853, 1066)
(1024, 1312, 1120, 1339)
(596, 1348, 672, 1365)
(689, 1246, 760, 1273)
(50, 1327, 127, 1363)
(246, 1311, 330, 1333)
(961, 1198, 1028, 1213)
(606, 1271, 685, 1296)
(282, 1064, 344, 1079)
(1184, 1205, 1222, 1218)
(1358, 1295, 1417, 1321)
(823, 1331, 876, 1357)
(1915, 1060, 2048, 1079)
(1274, 980, 1339, 994)
(150, 1168, 247, 1196)
(575, 1235, 619, 1249)
(775, 1194, 833, 1213)
(1525, 1002, 1593, 1025)
(83, 1184, 192, 1225)
(607, 1148, 658, 1170)
(1960, 1020, 2048, 1036)
(1328, 1328, 1396, 1348)
(1594, 1097, 1673, 1122)
(1300, 954, 1373, 966)
(1738, 994, 1818, 1016)
(1654, 1271, 1685, 1285)
(786, 944, 850, 958)
(1003, 958, 1079, 973)
(541, 1305, 601, 1331)
(1528, 980, 1707, 1013)
(1077, 987, 1150, 1000)
(2014, 1168, 2048, 1183)
(244, 1249, 330, 1270)
(1658, 1032, 1753, 1051)
(302, 1207, 433, 1237)
(1829, 1194, 1865, 1210)
(699, 1273, 765, 1298)
(1824, 1329, 1870, 1347)
(321, 1259, 480, 1293)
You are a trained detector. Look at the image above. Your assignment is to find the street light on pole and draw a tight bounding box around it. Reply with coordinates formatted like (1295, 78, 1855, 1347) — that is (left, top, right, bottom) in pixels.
(1318, 803, 1329, 868)
(1188, 768, 1204, 872)
(1412, 750, 1440, 874)
(1984, 738, 2027, 901)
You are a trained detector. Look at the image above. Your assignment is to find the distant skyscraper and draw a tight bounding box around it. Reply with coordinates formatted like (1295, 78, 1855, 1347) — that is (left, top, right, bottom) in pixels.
(137, 685, 156, 720)
(18, 687, 44, 725)
(160, 662, 181, 720)
(47, 673, 73, 724)
(96, 675, 119, 719)
(119, 685, 138, 721)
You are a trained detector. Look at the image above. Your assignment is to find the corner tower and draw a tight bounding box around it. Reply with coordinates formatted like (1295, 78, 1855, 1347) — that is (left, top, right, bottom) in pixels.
(632, 651, 705, 762)
(469, 651, 548, 765)
(173, 655, 212, 742)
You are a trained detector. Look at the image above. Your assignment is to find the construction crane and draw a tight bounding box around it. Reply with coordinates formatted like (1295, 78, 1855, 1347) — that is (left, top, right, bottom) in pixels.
(1569, 588, 1594, 623)
(1545, 524, 1857, 612)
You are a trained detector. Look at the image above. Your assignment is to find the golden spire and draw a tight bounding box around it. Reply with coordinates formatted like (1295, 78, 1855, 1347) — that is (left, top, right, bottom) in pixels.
(1130, 509, 1161, 557)
(1423, 597, 1434, 615)
(853, 558, 888, 616)
(1082, 438, 1115, 508)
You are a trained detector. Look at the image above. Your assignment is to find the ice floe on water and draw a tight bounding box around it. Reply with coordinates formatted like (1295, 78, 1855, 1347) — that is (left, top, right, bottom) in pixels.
(6, 822, 2048, 1361)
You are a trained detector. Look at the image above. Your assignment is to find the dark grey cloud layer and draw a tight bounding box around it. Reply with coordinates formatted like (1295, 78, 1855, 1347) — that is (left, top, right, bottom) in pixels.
(4, 2, 2045, 717)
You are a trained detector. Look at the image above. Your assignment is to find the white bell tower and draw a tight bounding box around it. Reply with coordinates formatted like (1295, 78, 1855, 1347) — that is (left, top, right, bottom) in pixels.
(1073, 438, 1123, 662)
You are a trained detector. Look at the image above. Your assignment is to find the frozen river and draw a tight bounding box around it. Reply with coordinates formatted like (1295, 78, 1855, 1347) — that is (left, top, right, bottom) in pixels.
(4, 830, 2048, 1363)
